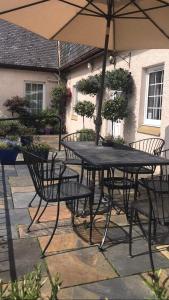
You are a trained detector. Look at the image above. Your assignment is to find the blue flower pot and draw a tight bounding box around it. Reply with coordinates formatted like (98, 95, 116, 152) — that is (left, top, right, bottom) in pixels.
(0, 148, 19, 164)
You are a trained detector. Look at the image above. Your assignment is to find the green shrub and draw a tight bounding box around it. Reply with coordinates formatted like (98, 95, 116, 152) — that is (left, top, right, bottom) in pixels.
(77, 129, 95, 141)
(74, 101, 95, 129)
(0, 264, 62, 300)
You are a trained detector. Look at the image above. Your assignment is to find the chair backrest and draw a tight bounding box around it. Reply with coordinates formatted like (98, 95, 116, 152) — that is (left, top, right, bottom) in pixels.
(141, 176, 169, 225)
(62, 130, 104, 142)
(23, 146, 65, 201)
(160, 148, 169, 176)
(129, 138, 165, 156)
(62, 131, 104, 161)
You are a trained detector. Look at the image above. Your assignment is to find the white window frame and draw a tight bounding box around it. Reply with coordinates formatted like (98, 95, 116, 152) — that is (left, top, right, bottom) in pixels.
(144, 65, 164, 127)
(24, 81, 45, 113)
(72, 85, 79, 115)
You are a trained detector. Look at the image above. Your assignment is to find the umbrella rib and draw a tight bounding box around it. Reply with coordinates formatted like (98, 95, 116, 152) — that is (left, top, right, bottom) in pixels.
(84, 0, 107, 17)
(58, 0, 103, 16)
(0, 0, 50, 15)
(50, 0, 95, 40)
(157, 0, 169, 4)
(132, 0, 169, 40)
(113, 0, 133, 16)
(116, 3, 169, 17)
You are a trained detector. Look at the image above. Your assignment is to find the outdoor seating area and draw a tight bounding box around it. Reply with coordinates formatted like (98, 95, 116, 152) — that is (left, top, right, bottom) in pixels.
(1, 1, 169, 299)
(1, 137, 169, 299)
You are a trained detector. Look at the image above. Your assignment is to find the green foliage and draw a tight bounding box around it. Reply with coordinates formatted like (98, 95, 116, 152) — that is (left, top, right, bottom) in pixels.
(74, 101, 95, 118)
(51, 83, 67, 111)
(0, 120, 34, 137)
(106, 68, 133, 94)
(0, 265, 62, 300)
(145, 270, 169, 300)
(105, 135, 125, 144)
(76, 75, 101, 96)
(77, 129, 95, 141)
(3, 96, 30, 117)
(75, 68, 133, 96)
(74, 101, 95, 128)
(0, 141, 12, 150)
(102, 96, 128, 122)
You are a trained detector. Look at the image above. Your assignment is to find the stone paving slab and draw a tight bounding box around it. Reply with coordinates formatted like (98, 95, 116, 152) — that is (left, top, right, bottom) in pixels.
(45, 246, 117, 288)
(39, 231, 89, 254)
(11, 186, 35, 194)
(74, 219, 130, 245)
(9, 176, 33, 187)
(104, 236, 169, 276)
(58, 275, 153, 300)
(29, 204, 71, 222)
(0, 238, 46, 282)
(0, 209, 19, 240)
(12, 192, 41, 208)
(18, 221, 72, 239)
(9, 208, 31, 226)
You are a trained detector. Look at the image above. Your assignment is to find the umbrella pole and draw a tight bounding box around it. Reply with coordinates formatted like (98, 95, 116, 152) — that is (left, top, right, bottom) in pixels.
(95, 5, 112, 145)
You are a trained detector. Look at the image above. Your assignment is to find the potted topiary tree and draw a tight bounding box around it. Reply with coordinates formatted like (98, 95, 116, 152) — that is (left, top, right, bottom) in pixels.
(102, 95, 128, 146)
(74, 100, 95, 129)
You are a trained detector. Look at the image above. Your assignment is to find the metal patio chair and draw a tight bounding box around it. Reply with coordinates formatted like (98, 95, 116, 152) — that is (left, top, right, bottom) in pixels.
(129, 175, 169, 273)
(118, 138, 165, 198)
(22, 145, 80, 207)
(23, 148, 94, 257)
(98, 167, 135, 249)
(62, 130, 104, 166)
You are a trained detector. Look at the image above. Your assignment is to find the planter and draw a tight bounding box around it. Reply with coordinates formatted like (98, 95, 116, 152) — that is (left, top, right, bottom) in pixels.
(102, 140, 131, 150)
(0, 147, 19, 164)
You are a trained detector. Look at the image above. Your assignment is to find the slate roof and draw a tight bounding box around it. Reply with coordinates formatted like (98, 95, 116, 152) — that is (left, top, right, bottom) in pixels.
(0, 19, 58, 70)
(0, 19, 101, 72)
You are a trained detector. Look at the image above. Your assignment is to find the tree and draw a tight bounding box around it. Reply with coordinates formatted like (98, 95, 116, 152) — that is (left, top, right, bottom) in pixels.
(74, 100, 95, 129)
(51, 83, 72, 132)
(102, 95, 128, 138)
(76, 69, 133, 135)
(3, 96, 30, 117)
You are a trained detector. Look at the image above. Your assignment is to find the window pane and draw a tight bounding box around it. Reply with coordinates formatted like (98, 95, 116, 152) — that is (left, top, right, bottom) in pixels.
(25, 83, 43, 113)
(149, 73, 155, 84)
(147, 97, 154, 107)
(155, 70, 163, 83)
(148, 85, 155, 96)
(146, 68, 164, 122)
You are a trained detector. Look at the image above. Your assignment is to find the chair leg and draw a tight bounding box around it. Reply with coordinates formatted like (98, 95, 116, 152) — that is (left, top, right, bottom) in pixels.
(28, 192, 37, 207)
(129, 207, 134, 257)
(27, 197, 42, 232)
(41, 201, 60, 257)
(99, 198, 113, 250)
(36, 201, 48, 223)
(80, 165, 84, 183)
(148, 212, 155, 274)
(89, 195, 94, 245)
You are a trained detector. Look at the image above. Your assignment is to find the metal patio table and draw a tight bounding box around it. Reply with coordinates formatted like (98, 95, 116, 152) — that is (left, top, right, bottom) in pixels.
(61, 141, 169, 244)
(61, 141, 169, 169)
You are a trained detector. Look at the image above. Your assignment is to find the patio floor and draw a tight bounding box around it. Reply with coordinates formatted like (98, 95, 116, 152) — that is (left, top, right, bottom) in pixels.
(1, 155, 169, 299)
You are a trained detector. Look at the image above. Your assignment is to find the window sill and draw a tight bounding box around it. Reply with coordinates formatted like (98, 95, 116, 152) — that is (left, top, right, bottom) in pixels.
(71, 115, 78, 121)
(137, 125, 160, 136)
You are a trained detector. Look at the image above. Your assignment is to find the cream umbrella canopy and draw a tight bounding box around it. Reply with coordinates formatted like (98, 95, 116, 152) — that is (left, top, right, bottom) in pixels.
(1, 0, 169, 144)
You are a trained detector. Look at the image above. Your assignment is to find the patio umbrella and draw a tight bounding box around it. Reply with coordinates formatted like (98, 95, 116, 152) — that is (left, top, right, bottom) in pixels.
(1, 0, 169, 144)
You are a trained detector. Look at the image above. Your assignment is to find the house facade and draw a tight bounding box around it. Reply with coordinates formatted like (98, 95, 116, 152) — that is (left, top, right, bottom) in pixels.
(64, 49, 169, 149)
(0, 19, 59, 117)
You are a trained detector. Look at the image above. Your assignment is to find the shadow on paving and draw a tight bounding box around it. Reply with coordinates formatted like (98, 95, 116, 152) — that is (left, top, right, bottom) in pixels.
(0, 165, 46, 283)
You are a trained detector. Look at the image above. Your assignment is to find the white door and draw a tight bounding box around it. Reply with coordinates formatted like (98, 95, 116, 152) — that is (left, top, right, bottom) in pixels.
(107, 119, 122, 137)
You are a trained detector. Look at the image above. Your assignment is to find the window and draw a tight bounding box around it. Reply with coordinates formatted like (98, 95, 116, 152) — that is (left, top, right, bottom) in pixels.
(25, 82, 44, 114)
(72, 85, 79, 114)
(144, 66, 164, 126)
